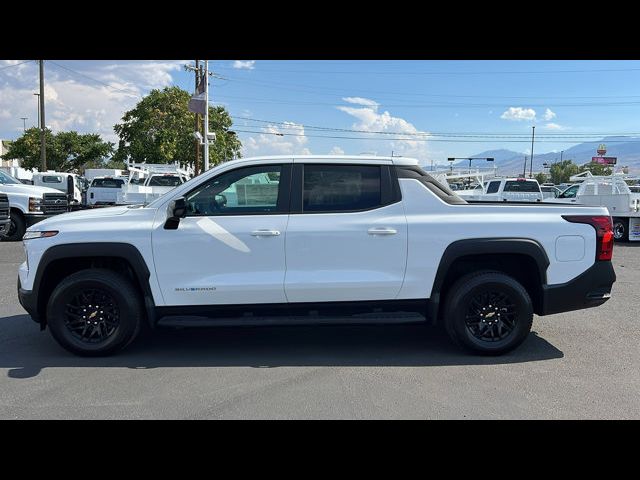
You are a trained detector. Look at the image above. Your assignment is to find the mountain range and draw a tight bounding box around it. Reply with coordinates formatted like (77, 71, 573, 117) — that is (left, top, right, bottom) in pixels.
(434, 136, 640, 175)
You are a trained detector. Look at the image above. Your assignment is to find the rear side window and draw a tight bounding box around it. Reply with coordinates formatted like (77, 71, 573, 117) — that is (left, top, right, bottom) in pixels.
(42, 175, 62, 183)
(486, 181, 501, 194)
(395, 166, 467, 205)
(91, 178, 125, 188)
(148, 176, 183, 187)
(504, 180, 540, 193)
(303, 164, 381, 212)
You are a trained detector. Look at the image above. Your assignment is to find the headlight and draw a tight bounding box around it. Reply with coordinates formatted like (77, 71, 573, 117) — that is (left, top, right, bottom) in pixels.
(22, 230, 58, 240)
(28, 197, 42, 212)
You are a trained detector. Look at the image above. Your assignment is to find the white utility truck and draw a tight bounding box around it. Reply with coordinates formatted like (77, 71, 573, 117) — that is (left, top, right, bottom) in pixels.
(116, 163, 190, 205)
(550, 170, 640, 241)
(17, 156, 616, 357)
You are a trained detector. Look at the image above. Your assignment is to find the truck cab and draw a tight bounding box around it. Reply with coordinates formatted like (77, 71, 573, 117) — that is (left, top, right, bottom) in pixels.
(32, 171, 84, 206)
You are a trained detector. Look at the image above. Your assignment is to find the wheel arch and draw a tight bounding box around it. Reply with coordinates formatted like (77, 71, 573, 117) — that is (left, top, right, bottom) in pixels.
(32, 243, 156, 329)
(427, 238, 550, 322)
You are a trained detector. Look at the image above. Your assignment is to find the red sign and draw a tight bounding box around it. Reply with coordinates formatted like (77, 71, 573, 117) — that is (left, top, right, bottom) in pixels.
(592, 156, 617, 165)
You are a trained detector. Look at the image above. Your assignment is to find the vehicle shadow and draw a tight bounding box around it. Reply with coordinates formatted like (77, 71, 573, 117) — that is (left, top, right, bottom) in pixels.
(0, 314, 563, 379)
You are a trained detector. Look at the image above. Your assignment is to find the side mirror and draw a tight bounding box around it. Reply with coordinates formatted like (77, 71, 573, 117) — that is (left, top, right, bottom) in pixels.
(172, 197, 187, 218)
(164, 197, 187, 230)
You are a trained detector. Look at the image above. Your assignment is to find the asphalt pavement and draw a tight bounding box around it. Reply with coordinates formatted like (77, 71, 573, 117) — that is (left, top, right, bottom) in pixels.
(0, 241, 638, 419)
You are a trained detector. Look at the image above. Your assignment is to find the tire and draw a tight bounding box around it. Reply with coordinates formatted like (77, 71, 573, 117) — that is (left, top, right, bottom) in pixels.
(613, 218, 629, 242)
(46, 269, 143, 356)
(443, 271, 533, 355)
(2, 211, 26, 242)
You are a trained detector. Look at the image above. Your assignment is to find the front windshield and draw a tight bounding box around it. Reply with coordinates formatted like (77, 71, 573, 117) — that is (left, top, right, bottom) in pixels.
(0, 170, 21, 185)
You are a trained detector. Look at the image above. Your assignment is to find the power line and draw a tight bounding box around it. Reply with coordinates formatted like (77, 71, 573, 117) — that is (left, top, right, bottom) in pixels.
(230, 115, 640, 139)
(232, 128, 640, 144)
(0, 60, 35, 72)
(47, 61, 142, 98)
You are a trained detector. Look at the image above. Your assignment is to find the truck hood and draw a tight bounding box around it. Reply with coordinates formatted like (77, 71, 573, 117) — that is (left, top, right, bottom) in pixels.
(0, 183, 61, 197)
(29, 205, 150, 230)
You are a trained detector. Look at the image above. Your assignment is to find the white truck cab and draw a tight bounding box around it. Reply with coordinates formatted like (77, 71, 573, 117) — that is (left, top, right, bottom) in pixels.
(86, 176, 127, 206)
(32, 171, 84, 206)
(17, 156, 616, 357)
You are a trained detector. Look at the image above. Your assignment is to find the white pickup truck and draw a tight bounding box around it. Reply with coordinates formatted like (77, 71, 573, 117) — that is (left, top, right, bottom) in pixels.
(86, 177, 127, 206)
(17, 155, 616, 357)
(0, 169, 69, 241)
(457, 178, 544, 202)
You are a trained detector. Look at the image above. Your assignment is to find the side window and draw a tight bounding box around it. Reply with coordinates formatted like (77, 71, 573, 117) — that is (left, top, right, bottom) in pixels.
(486, 181, 501, 194)
(303, 164, 381, 212)
(561, 185, 578, 198)
(185, 165, 283, 216)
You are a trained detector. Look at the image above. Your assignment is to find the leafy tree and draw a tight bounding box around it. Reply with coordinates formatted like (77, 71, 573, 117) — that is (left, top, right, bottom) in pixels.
(534, 172, 547, 185)
(1, 127, 113, 172)
(580, 162, 612, 176)
(113, 86, 241, 167)
(549, 159, 580, 184)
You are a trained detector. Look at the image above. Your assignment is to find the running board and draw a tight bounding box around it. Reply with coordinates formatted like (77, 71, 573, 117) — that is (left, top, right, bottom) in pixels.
(157, 312, 426, 328)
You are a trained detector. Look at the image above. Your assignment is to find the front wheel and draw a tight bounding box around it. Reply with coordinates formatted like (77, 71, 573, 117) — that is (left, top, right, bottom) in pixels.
(443, 271, 533, 355)
(613, 218, 629, 242)
(46, 269, 143, 356)
(1, 211, 26, 242)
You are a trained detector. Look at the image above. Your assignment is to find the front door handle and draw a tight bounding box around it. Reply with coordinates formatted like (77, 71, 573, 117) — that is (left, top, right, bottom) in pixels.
(251, 229, 281, 237)
(368, 227, 397, 236)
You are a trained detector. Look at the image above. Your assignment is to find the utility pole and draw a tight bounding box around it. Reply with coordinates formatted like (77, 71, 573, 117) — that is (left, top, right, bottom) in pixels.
(38, 60, 46, 171)
(560, 150, 563, 163)
(203, 60, 210, 171)
(20, 117, 27, 132)
(523, 155, 527, 177)
(529, 125, 535, 178)
(194, 60, 201, 176)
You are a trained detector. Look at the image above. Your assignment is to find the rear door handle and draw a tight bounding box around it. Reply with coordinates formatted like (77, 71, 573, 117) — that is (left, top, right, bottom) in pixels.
(368, 227, 397, 236)
(251, 229, 281, 237)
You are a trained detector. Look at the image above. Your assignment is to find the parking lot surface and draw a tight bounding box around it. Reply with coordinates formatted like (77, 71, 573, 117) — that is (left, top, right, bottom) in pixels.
(0, 241, 638, 419)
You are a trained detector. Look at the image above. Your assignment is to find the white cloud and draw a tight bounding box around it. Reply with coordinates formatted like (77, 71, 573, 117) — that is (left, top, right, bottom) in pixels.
(329, 146, 345, 155)
(232, 60, 256, 70)
(543, 108, 556, 121)
(0, 60, 186, 142)
(337, 96, 428, 158)
(342, 97, 379, 107)
(243, 121, 310, 156)
(500, 107, 537, 121)
(543, 122, 566, 130)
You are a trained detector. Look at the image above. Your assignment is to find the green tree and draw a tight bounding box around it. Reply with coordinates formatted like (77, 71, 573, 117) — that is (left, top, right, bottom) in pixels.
(113, 86, 241, 167)
(534, 172, 547, 185)
(580, 162, 612, 176)
(1, 127, 113, 172)
(549, 159, 580, 184)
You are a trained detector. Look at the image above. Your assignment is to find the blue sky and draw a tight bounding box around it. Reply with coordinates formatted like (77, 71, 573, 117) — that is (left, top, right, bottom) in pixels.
(2, 60, 640, 165)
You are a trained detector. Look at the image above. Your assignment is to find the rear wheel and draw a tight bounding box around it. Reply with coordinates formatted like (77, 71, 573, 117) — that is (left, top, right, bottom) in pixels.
(613, 218, 629, 242)
(1, 211, 25, 242)
(46, 269, 143, 356)
(443, 271, 533, 355)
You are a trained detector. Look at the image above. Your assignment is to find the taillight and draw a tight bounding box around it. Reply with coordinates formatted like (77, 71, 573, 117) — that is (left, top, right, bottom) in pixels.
(562, 215, 614, 261)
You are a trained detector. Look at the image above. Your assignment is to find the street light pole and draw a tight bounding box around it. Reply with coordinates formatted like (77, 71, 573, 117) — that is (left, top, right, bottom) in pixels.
(20, 117, 27, 132)
(203, 60, 209, 171)
(38, 60, 47, 172)
(529, 125, 535, 178)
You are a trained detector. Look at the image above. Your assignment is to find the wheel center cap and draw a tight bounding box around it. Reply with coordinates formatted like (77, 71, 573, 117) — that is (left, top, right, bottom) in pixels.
(485, 311, 495, 318)
(88, 311, 98, 319)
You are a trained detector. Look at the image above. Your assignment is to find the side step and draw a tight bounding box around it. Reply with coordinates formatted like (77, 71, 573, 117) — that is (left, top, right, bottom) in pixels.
(157, 312, 426, 328)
